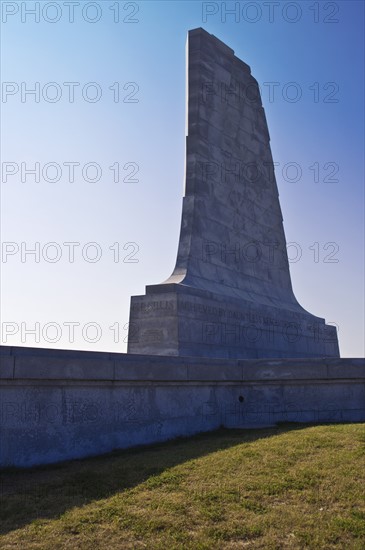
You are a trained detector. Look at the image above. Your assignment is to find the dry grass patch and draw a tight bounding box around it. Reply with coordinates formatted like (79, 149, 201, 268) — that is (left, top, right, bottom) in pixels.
(1, 423, 364, 549)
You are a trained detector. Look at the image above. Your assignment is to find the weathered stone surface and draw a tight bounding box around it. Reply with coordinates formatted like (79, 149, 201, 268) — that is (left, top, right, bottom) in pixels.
(0, 346, 363, 467)
(128, 28, 339, 358)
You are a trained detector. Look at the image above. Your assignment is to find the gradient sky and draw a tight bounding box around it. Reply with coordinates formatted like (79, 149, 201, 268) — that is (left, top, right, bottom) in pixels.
(1, 0, 364, 356)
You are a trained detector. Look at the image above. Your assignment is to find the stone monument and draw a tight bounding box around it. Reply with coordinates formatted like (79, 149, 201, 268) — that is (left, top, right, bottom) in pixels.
(128, 28, 340, 359)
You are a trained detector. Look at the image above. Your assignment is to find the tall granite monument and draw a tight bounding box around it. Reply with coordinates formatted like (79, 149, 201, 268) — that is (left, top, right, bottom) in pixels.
(128, 28, 340, 359)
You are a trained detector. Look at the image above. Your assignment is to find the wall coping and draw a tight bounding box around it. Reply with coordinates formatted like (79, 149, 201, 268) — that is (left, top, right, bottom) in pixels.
(1, 346, 364, 383)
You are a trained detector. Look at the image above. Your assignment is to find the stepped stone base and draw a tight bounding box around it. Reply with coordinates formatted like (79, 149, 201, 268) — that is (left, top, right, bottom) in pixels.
(128, 284, 339, 358)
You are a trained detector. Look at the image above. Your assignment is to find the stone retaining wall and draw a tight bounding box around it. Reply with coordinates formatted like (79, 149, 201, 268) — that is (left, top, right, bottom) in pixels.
(1, 346, 364, 468)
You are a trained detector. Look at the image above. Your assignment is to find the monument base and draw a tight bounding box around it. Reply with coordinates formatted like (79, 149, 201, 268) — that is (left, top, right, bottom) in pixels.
(0, 346, 363, 468)
(128, 284, 339, 358)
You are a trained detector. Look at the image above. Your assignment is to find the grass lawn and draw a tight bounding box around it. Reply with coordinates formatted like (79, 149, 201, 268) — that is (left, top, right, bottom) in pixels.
(1, 423, 364, 549)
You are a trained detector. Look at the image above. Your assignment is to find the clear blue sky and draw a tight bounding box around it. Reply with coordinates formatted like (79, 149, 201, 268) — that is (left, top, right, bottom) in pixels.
(1, 1, 364, 356)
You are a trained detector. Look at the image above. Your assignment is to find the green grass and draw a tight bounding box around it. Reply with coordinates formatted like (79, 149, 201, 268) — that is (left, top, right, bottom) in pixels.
(1, 423, 364, 549)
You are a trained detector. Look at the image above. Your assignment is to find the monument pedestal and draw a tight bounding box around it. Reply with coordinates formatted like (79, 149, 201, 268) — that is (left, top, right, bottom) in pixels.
(128, 283, 339, 358)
